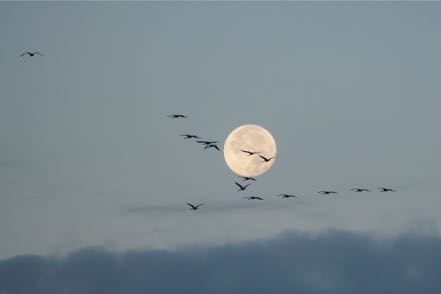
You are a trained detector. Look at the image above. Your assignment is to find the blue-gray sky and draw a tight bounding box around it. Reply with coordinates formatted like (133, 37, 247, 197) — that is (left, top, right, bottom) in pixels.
(1, 2, 441, 288)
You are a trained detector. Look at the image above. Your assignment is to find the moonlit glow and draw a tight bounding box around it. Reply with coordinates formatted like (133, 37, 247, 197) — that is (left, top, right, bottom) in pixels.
(223, 124, 277, 177)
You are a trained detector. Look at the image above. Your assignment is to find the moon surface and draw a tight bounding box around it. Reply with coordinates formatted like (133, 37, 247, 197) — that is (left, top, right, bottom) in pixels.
(223, 124, 277, 177)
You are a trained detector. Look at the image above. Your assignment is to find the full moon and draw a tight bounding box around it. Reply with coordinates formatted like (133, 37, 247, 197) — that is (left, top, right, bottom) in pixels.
(223, 124, 277, 177)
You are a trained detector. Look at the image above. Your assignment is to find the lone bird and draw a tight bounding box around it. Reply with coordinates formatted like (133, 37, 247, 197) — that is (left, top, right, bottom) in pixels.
(167, 114, 187, 118)
(187, 203, 204, 210)
(235, 182, 250, 191)
(377, 187, 396, 192)
(241, 150, 260, 156)
(204, 144, 220, 151)
(259, 155, 275, 163)
(243, 196, 264, 200)
(20, 51, 43, 57)
(318, 191, 338, 195)
(180, 134, 200, 139)
(239, 176, 257, 182)
(277, 194, 298, 199)
(351, 188, 370, 192)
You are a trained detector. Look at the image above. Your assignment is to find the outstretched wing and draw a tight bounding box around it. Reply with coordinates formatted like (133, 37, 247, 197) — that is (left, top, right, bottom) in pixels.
(186, 203, 196, 209)
(235, 182, 243, 189)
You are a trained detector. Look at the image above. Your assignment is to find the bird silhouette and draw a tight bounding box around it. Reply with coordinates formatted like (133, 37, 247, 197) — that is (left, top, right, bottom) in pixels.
(277, 194, 298, 199)
(351, 188, 370, 192)
(180, 134, 200, 139)
(20, 51, 43, 57)
(235, 182, 250, 191)
(239, 176, 257, 182)
(167, 114, 187, 118)
(196, 140, 219, 145)
(259, 155, 275, 163)
(318, 191, 338, 195)
(241, 150, 260, 156)
(377, 187, 396, 192)
(243, 196, 264, 200)
(187, 203, 204, 210)
(204, 144, 220, 151)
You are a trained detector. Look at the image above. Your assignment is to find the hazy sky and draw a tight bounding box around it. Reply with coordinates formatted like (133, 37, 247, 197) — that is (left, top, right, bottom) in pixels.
(1, 1, 441, 283)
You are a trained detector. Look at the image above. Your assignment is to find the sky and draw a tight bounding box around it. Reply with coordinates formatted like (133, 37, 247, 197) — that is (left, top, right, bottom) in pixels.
(1, 2, 441, 293)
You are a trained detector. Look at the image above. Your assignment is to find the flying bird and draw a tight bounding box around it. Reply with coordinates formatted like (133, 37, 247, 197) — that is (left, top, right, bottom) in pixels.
(241, 150, 260, 156)
(259, 155, 275, 163)
(196, 140, 219, 145)
(20, 51, 43, 57)
(187, 203, 204, 210)
(243, 196, 264, 200)
(277, 194, 298, 199)
(180, 134, 201, 139)
(377, 187, 396, 192)
(318, 191, 338, 195)
(167, 114, 187, 118)
(204, 144, 220, 151)
(239, 176, 257, 182)
(235, 182, 250, 191)
(351, 188, 370, 192)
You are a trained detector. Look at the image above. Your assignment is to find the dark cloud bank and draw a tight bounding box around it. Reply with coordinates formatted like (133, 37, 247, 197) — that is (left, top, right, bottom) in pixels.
(1, 230, 441, 294)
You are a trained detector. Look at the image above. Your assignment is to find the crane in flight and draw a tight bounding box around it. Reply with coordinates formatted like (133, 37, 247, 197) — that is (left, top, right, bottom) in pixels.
(20, 51, 43, 57)
(187, 203, 204, 210)
(318, 191, 338, 195)
(180, 134, 200, 139)
(259, 155, 275, 163)
(243, 196, 264, 200)
(351, 188, 370, 192)
(167, 114, 187, 118)
(377, 187, 396, 192)
(238, 176, 257, 182)
(204, 144, 220, 151)
(241, 150, 260, 156)
(235, 182, 250, 191)
(277, 194, 298, 199)
(197, 140, 219, 145)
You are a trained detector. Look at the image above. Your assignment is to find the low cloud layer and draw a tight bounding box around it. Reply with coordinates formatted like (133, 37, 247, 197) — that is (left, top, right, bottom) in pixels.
(1, 230, 441, 294)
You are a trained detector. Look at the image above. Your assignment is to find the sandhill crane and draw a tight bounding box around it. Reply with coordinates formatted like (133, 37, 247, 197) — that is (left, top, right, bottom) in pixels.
(204, 144, 220, 151)
(235, 182, 250, 191)
(377, 187, 396, 192)
(243, 196, 264, 200)
(180, 134, 201, 139)
(277, 194, 298, 199)
(196, 140, 219, 145)
(241, 150, 260, 156)
(239, 176, 257, 182)
(318, 191, 338, 195)
(187, 203, 204, 210)
(351, 188, 370, 192)
(167, 114, 187, 118)
(20, 51, 43, 57)
(259, 155, 275, 163)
